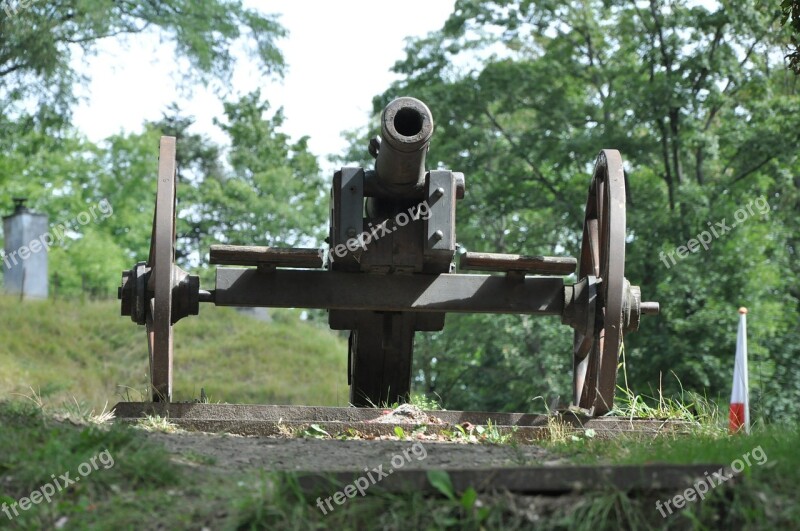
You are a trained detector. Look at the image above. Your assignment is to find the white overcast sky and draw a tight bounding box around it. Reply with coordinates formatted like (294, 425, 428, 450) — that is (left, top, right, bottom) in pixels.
(71, 1, 455, 167)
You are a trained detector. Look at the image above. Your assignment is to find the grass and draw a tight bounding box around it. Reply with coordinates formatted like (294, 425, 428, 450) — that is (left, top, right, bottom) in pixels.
(1, 301, 797, 528)
(357, 392, 445, 410)
(134, 414, 182, 433)
(0, 296, 348, 407)
(0, 400, 183, 528)
(0, 400, 512, 529)
(545, 425, 800, 528)
(0, 399, 798, 529)
(536, 379, 800, 528)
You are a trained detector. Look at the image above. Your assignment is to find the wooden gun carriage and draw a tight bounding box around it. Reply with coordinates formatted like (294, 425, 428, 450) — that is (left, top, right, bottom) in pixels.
(118, 97, 658, 415)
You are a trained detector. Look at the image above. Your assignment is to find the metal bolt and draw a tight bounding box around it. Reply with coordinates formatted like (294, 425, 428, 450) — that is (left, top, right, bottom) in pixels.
(454, 172, 466, 200)
(641, 302, 660, 315)
(433, 230, 444, 241)
(346, 227, 357, 238)
(432, 187, 445, 199)
(368, 136, 381, 159)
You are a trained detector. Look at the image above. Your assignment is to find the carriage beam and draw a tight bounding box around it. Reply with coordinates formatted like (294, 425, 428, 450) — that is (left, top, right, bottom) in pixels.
(213, 268, 566, 315)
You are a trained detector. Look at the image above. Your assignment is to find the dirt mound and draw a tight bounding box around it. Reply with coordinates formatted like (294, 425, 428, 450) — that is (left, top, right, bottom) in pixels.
(367, 404, 446, 425)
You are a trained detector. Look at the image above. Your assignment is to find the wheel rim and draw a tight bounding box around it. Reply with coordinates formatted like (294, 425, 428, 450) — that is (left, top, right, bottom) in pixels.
(146, 136, 177, 402)
(573, 150, 626, 414)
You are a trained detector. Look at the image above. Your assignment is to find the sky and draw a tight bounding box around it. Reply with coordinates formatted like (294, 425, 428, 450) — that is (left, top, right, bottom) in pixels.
(71, 0, 456, 168)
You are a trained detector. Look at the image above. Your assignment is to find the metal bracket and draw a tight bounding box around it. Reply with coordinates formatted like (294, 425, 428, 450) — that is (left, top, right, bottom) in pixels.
(330, 167, 364, 271)
(424, 170, 456, 270)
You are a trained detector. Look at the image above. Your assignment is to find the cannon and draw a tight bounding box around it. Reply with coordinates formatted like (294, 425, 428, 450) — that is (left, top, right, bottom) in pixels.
(118, 97, 658, 415)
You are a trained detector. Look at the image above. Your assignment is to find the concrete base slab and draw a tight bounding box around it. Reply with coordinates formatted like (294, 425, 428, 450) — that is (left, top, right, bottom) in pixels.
(113, 402, 690, 441)
(298, 464, 729, 495)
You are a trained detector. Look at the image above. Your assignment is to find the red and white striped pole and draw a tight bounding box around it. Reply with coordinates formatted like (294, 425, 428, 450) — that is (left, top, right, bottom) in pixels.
(729, 307, 749, 434)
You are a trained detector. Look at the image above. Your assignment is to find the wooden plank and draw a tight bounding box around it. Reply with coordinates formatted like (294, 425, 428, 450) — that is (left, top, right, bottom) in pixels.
(213, 268, 565, 315)
(461, 252, 576, 275)
(209, 245, 322, 268)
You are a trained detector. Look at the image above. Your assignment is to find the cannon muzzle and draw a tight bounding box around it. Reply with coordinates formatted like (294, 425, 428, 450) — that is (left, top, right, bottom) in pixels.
(374, 97, 433, 192)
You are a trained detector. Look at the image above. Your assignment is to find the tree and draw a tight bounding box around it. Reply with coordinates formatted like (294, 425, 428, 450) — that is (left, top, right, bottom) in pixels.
(0, 2, 315, 297)
(0, 0, 285, 115)
(209, 91, 327, 248)
(0, 0, 287, 200)
(783, 0, 800, 73)
(359, 0, 800, 418)
(147, 93, 327, 272)
(17, 92, 328, 296)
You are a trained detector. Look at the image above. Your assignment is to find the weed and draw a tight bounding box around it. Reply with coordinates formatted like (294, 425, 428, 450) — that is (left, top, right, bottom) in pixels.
(335, 428, 363, 440)
(135, 414, 181, 433)
(57, 398, 116, 425)
(362, 393, 444, 411)
(427, 471, 492, 523)
(475, 420, 513, 445)
(410, 393, 444, 411)
(546, 414, 572, 444)
(300, 424, 330, 439)
(232, 473, 309, 529)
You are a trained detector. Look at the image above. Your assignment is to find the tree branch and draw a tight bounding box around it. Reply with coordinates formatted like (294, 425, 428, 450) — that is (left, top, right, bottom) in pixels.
(483, 109, 582, 221)
(730, 156, 774, 185)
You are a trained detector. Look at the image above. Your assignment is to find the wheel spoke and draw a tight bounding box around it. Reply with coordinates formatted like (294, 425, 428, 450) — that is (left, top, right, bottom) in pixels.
(146, 300, 155, 394)
(573, 355, 589, 406)
(586, 218, 600, 278)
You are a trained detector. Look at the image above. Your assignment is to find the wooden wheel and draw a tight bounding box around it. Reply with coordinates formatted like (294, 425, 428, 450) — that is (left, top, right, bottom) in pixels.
(146, 136, 178, 402)
(118, 137, 200, 403)
(349, 312, 414, 407)
(573, 150, 626, 415)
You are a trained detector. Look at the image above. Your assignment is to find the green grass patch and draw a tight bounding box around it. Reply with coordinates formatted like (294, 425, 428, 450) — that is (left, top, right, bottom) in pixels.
(1, 400, 798, 529)
(0, 296, 347, 407)
(542, 424, 800, 528)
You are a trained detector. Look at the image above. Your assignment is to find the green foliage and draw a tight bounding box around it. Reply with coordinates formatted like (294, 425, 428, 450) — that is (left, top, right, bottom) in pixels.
(142, 93, 327, 275)
(409, 393, 444, 411)
(357, 0, 800, 420)
(135, 415, 181, 434)
(301, 424, 331, 439)
(473, 419, 513, 445)
(0, 401, 181, 528)
(782, 0, 800, 73)
(0, 91, 327, 296)
(209, 91, 327, 247)
(0, 0, 285, 116)
(427, 469, 456, 499)
(0, 0, 324, 298)
(0, 1, 310, 298)
(414, 313, 570, 412)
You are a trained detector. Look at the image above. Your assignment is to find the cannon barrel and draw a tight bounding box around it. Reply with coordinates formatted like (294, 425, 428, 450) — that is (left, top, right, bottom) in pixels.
(374, 97, 433, 191)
